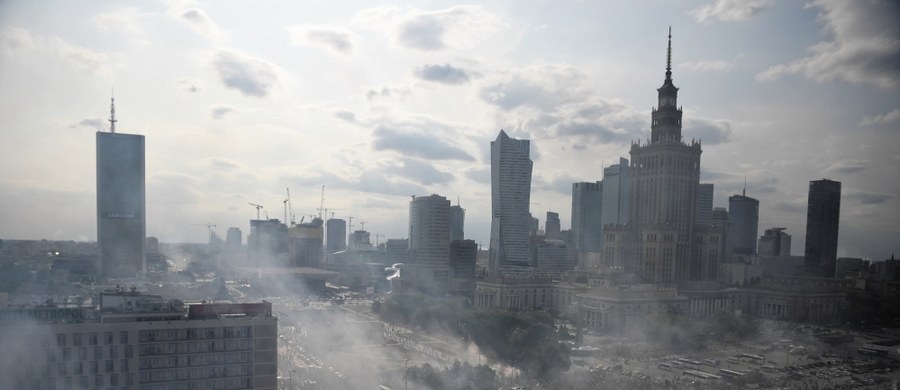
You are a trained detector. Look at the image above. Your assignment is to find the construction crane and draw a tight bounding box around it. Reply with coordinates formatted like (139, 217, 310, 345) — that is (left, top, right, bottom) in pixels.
(285, 188, 294, 225)
(248, 203, 264, 220)
(359, 220, 368, 231)
(190, 223, 218, 254)
(318, 185, 326, 220)
(348, 216, 354, 232)
(374, 232, 384, 247)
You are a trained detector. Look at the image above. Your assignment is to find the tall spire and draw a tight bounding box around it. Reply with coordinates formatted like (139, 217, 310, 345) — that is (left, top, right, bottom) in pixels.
(108, 89, 117, 133)
(665, 26, 672, 81)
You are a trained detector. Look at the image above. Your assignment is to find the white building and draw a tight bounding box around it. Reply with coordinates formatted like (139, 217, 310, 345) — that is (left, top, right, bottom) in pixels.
(489, 130, 534, 274)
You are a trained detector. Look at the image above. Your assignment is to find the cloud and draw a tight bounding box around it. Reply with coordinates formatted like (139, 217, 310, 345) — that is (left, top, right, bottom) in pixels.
(534, 174, 581, 195)
(479, 64, 590, 111)
(176, 7, 226, 40)
(290, 170, 426, 197)
(70, 118, 107, 132)
(365, 85, 411, 101)
(176, 77, 199, 93)
(357, 5, 506, 52)
(210, 105, 235, 119)
(756, 0, 900, 88)
(92, 8, 147, 37)
(288, 26, 354, 54)
(413, 64, 470, 85)
(684, 119, 733, 144)
(0, 28, 112, 75)
(465, 168, 490, 184)
(680, 60, 734, 72)
(845, 190, 893, 205)
(859, 108, 900, 126)
(372, 125, 475, 161)
(211, 50, 279, 97)
(691, 0, 773, 23)
(823, 159, 870, 174)
(396, 6, 486, 50)
(385, 158, 454, 185)
(334, 109, 358, 123)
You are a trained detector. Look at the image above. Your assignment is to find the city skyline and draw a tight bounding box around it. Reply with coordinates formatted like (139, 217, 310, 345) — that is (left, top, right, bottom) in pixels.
(0, 1, 898, 260)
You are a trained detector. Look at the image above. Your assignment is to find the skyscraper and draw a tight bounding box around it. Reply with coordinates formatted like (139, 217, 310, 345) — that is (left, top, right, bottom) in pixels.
(572, 181, 603, 253)
(489, 130, 533, 274)
(545, 211, 561, 240)
(804, 179, 841, 277)
(449, 204, 465, 241)
(408, 194, 452, 294)
(696, 183, 714, 226)
(96, 97, 145, 279)
(325, 218, 347, 254)
(758, 227, 791, 256)
(601, 157, 630, 228)
(603, 29, 719, 283)
(727, 192, 760, 255)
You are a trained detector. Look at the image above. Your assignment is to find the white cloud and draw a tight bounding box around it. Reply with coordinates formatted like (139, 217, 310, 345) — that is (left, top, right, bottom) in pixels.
(175, 77, 200, 93)
(92, 8, 147, 36)
(354, 5, 510, 52)
(165, 2, 228, 42)
(210, 105, 235, 119)
(859, 108, 900, 126)
(210, 49, 281, 97)
(680, 60, 734, 72)
(288, 25, 354, 54)
(0, 27, 111, 75)
(756, 0, 900, 88)
(691, 0, 773, 23)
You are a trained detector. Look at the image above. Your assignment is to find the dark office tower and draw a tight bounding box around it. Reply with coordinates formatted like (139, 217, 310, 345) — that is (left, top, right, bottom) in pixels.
(712, 207, 729, 261)
(572, 181, 603, 252)
(326, 218, 347, 254)
(727, 192, 759, 255)
(545, 211, 561, 240)
(804, 179, 841, 277)
(696, 183, 714, 226)
(449, 204, 465, 241)
(489, 130, 534, 274)
(96, 96, 145, 279)
(449, 239, 478, 298)
(601, 158, 630, 227)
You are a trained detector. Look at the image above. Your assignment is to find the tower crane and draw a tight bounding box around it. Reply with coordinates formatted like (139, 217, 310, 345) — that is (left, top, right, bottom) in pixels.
(286, 188, 295, 225)
(359, 220, 368, 231)
(374, 232, 384, 246)
(248, 203, 264, 220)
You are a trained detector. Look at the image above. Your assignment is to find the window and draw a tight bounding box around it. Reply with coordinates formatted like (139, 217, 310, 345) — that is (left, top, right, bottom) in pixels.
(120, 359, 129, 372)
(90, 361, 98, 374)
(125, 345, 133, 358)
(73, 333, 82, 347)
(78, 347, 87, 361)
(56, 333, 67, 347)
(119, 331, 128, 344)
(109, 346, 118, 359)
(94, 347, 103, 360)
(104, 332, 113, 345)
(89, 333, 98, 346)
(105, 360, 114, 373)
(62, 348, 72, 361)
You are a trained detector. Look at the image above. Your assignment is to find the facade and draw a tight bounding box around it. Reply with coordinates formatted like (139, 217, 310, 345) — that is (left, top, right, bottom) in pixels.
(248, 219, 288, 266)
(0, 290, 277, 390)
(758, 227, 791, 257)
(533, 239, 574, 272)
(384, 239, 409, 265)
(449, 205, 465, 242)
(325, 218, 347, 254)
(600, 157, 630, 228)
(287, 219, 323, 268)
(226, 228, 242, 249)
(572, 181, 604, 255)
(804, 179, 842, 277)
(474, 276, 586, 313)
(407, 194, 452, 295)
(604, 31, 720, 284)
(695, 183, 714, 226)
(348, 230, 372, 250)
(489, 130, 534, 274)
(449, 239, 478, 298)
(96, 102, 145, 279)
(727, 193, 760, 255)
(545, 211, 561, 240)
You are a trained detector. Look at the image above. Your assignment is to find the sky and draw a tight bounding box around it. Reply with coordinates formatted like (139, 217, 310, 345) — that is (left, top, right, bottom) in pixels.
(0, 0, 898, 260)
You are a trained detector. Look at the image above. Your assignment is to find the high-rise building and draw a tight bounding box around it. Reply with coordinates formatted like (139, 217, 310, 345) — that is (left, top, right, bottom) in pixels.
(384, 239, 409, 264)
(325, 218, 347, 254)
(248, 219, 289, 265)
(804, 179, 841, 277)
(226, 227, 242, 249)
(449, 239, 478, 298)
(449, 204, 465, 242)
(349, 230, 372, 250)
(288, 218, 323, 268)
(572, 181, 603, 253)
(96, 97, 145, 279)
(601, 158, 630, 228)
(0, 290, 277, 390)
(727, 193, 760, 255)
(489, 130, 534, 274)
(712, 207, 729, 261)
(409, 195, 451, 266)
(758, 227, 791, 256)
(545, 211, 561, 240)
(696, 183, 714, 226)
(603, 29, 720, 283)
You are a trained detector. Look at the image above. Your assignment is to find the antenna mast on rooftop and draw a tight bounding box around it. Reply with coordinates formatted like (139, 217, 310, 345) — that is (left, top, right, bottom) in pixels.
(109, 89, 117, 133)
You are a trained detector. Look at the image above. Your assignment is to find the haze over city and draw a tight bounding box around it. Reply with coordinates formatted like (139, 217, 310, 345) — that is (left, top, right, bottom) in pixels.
(1, 0, 898, 259)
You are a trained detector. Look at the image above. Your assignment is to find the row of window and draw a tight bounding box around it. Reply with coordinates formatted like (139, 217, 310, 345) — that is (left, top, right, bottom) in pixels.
(138, 327, 252, 343)
(47, 345, 134, 363)
(138, 377, 251, 390)
(139, 352, 253, 369)
(139, 365, 252, 383)
(54, 331, 128, 348)
(139, 339, 253, 356)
